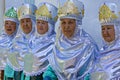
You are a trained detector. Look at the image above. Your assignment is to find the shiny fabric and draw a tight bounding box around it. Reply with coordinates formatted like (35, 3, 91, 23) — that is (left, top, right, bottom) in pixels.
(91, 25, 120, 79)
(23, 2, 57, 77)
(47, 22, 98, 80)
(23, 22, 56, 76)
(7, 18, 36, 72)
(0, 18, 19, 70)
(0, 18, 19, 80)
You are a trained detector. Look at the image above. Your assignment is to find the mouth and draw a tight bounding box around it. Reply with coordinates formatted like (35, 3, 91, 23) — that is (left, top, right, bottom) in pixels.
(104, 35, 110, 37)
(7, 29, 12, 31)
(39, 28, 43, 30)
(65, 30, 71, 33)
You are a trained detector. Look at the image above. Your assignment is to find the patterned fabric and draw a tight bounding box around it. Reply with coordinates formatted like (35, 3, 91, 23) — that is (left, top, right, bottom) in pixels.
(43, 1, 98, 80)
(9, 4, 37, 71)
(43, 22, 98, 80)
(91, 2, 120, 80)
(23, 2, 57, 77)
(0, 6, 19, 80)
(0, 6, 19, 70)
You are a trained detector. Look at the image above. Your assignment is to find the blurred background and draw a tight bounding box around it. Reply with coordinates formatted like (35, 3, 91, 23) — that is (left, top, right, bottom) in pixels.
(0, 0, 120, 48)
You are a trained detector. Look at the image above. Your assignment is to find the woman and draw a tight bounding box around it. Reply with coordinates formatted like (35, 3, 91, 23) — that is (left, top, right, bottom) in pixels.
(43, 0, 98, 80)
(8, 3, 37, 80)
(23, 2, 58, 80)
(91, 2, 120, 80)
(0, 7, 19, 80)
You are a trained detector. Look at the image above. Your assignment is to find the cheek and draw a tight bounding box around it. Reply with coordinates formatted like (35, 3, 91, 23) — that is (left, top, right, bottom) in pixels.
(43, 26, 47, 32)
(101, 31, 104, 35)
(45, 25, 48, 31)
(13, 26, 16, 31)
(11, 27, 14, 30)
(102, 30, 106, 35)
(72, 27, 75, 31)
(111, 31, 115, 39)
(70, 26, 75, 32)
(20, 22, 24, 26)
(27, 24, 32, 29)
(20, 24, 24, 28)
(37, 25, 39, 30)
(61, 27, 65, 32)
(29, 22, 32, 26)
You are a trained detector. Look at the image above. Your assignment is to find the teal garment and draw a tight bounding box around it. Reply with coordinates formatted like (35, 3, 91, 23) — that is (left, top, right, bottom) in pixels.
(84, 73, 90, 80)
(43, 66, 58, 80)
(43, 66, 90, 80)
(14, 71, 22, 80)
(4, 64, 14, 80)
(21, 71, 25, 80)
(4, 65, 22, 80)
(20, 72, 30, 80)
(25, 76, 30, 80)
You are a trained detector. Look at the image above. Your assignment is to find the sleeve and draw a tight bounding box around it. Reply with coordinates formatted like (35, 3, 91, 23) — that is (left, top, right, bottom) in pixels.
(84, 73, 90, 80)
(43, 66, 58, 80)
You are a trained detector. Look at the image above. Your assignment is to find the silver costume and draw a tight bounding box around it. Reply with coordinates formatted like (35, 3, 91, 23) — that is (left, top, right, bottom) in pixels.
(7, 4, 37, 71)
(0, 7, 19, 70)
(23, 2, 58, 76)
(47, 0, 98, 80)
(91, 2, 120, 80)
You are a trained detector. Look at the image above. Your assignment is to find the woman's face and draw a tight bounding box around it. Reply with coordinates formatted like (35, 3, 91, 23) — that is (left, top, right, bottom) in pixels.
(61, 18, 76, 38)
(20, 18, 32, 34)
(36, 20, 48, 34)
(4, 20, 16, 35)
(102, 25, 115, 42)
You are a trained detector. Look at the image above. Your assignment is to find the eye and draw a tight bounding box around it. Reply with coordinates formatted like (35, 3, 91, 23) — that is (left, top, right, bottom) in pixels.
(42, 22, 45, 25)
(61, 21, 66, 25)
(37, 21, 40, 24)
(5, 22, 8, 24)
(107, 28, 111, 29)
(69, 21, 73, 24)
(102, 28, 105, 30)
(21, 20, 24, 23)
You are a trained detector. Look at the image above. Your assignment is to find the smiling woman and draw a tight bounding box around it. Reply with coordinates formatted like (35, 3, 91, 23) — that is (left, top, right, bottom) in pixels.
(20, 18, 32, 34)
(0, 7, 19, 80)
(101, 25, 115, 43)
(5, 20, 16, 35)
(91, 2, 120, 80)
(61, 18, 76, 38)
(36, 20, 48, 34)
(43, 0, 99, 80)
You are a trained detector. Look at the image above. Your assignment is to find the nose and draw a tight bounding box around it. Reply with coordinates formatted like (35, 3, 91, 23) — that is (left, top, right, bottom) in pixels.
(65, 23, 70, 29)
(39, 23, 42, 27)
(103, 29, 109, 36)
(103, 28, 108, 35)
(8, 24, 11, 28)
(24, 22, 28, 26)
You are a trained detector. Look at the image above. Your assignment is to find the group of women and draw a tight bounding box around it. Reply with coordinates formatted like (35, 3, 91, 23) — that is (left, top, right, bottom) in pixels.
(0, 0, 119, 80)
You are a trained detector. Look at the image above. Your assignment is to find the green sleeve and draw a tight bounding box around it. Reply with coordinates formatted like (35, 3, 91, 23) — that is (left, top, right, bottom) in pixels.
(43, 66, 58, 80)
(4, 64, 15, 78)
(84, 73, 90, 80)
